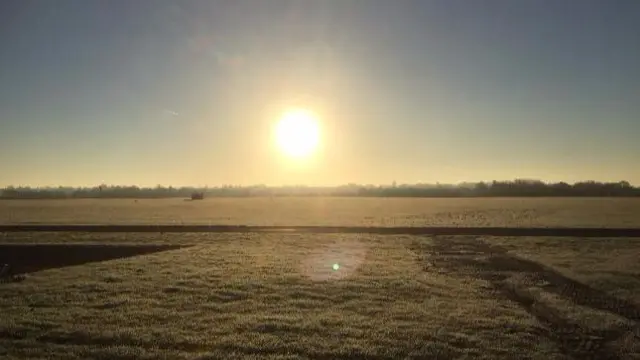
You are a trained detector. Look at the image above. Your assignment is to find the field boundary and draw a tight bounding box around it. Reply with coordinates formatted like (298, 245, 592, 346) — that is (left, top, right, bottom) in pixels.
(2, 225, 640, 237)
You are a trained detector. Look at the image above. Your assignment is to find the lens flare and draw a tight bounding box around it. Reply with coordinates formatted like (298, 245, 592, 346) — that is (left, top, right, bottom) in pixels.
(301, 240, 368, 281)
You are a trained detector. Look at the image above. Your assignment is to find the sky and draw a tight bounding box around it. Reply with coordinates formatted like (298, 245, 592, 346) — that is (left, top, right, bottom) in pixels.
(1, 0, 639, 187)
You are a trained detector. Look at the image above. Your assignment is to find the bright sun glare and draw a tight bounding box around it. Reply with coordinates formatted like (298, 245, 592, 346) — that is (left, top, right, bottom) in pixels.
(275, 108, 320, 158)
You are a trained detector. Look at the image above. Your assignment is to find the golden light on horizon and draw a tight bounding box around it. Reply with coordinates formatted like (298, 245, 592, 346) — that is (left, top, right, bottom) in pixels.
(274, 108, 320, 159)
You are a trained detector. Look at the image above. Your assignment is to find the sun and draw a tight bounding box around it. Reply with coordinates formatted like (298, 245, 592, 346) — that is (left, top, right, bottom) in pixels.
(274, 108, 320, 158)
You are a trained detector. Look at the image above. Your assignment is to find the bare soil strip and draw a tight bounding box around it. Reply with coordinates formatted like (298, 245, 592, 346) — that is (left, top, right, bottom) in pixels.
(0, 244, 186, 274)
(410, 237, 640, 359)
(1, 225, 640, 237)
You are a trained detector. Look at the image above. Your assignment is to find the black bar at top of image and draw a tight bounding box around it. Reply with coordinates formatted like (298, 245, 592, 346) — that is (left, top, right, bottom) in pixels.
(1, 225, 640, 237)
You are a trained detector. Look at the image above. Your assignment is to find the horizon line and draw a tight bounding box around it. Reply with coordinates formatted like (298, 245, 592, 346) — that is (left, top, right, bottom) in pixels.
(1, 179, 638, 189)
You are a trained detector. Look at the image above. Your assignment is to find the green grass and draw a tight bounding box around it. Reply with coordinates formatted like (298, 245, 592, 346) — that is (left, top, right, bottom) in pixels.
(2, 233, 640, 359)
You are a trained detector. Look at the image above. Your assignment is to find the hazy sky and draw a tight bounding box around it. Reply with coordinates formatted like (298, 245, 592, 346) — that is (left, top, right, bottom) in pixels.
(1, 0, 639, 187)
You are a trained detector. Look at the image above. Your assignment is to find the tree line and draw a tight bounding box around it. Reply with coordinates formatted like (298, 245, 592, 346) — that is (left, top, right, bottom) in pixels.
(1, 180, 639, 199)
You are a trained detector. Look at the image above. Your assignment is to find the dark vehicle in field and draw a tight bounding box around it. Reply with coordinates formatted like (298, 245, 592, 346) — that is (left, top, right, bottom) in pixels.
(190, 192, 204, 200)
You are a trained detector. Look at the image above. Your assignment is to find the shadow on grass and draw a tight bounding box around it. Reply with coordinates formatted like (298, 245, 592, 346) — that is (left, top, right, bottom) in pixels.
(0, 244, 187, 274)
(411, 237, 640, 360)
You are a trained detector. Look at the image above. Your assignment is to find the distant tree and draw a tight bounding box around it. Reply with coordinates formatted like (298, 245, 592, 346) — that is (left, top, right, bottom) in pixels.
(1, 180, 639, 199)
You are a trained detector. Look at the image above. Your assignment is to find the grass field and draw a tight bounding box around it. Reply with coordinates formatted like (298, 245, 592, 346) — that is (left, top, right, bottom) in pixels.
(1, 233, 640, 359)
(1, 197, 640, 227)
(1, 198, 640, 359)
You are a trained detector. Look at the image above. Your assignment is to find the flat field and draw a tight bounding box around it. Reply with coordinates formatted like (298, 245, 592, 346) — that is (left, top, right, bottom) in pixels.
(1, 197, 640, 227)
(1, 198, 640, 359)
